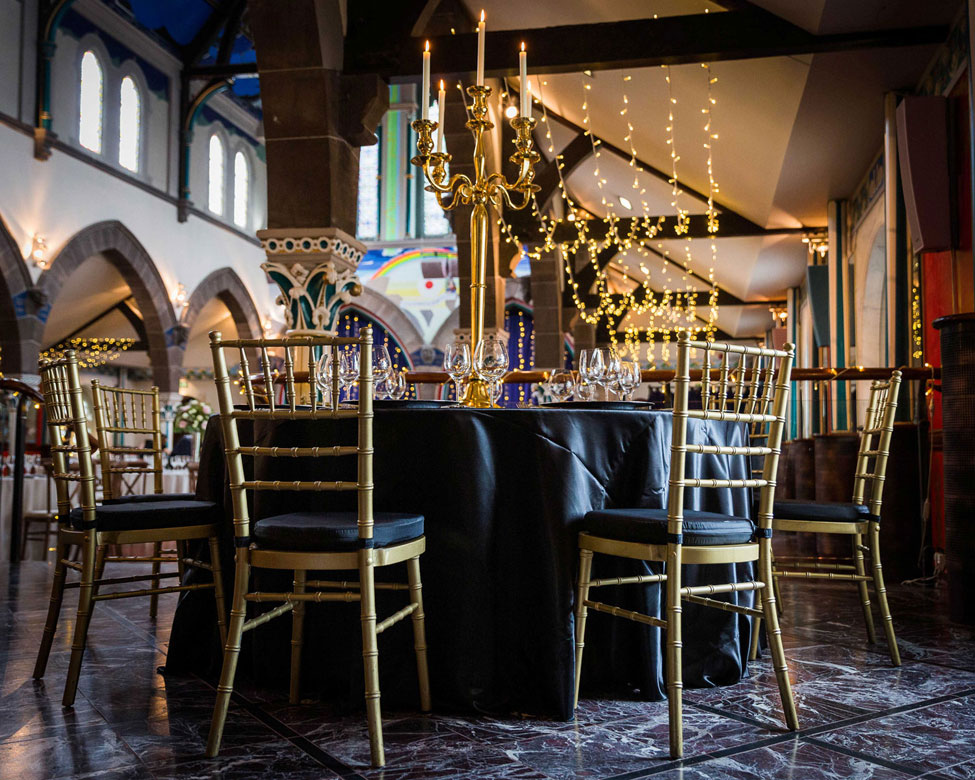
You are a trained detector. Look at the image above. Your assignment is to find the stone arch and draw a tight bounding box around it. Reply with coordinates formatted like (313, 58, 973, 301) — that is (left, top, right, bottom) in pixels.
(34, 220, 180, 392)
(0, 215, 40, 378)
(181, 267, 263, 344)
(343, 286, 425, 357)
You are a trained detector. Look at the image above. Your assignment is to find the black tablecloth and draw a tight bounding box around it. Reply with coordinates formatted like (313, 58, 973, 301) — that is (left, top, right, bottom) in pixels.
(167, 409, 755, 720)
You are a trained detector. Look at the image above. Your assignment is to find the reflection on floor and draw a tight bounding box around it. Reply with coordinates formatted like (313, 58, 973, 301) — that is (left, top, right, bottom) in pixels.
(2, 560, 974, 780)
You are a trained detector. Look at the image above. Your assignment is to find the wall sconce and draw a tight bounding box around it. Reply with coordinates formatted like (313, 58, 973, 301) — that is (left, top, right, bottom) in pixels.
(262, 315, 273, 336)
(769, 305, 788, 324)
(172, 283, 188, 319)
(30, 234, 48, 270)
(801, 234, 829, 259)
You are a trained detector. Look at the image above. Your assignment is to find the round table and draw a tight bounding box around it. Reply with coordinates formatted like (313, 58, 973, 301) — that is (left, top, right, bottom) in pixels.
(169, 407, 756, 720)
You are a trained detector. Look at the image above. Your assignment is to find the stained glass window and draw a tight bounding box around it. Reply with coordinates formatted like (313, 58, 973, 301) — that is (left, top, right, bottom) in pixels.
(118, 76, 141, 172)
(208, 134, 225, 215)
(79, 51, 103, 154)
(357, 143, 380, 240)
(233, 151, 249, 228)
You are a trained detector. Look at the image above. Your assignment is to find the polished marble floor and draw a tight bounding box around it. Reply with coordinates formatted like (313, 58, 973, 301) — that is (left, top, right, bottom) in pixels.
(2, 560, 974, 780)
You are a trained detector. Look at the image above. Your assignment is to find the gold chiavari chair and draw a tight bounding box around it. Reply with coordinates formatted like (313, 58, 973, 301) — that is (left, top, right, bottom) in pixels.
(574, 331, 798, 759)
(92, 382, 198, 618)
(32, 351, 227, 706)
(758, 372, 902, 665)
(205, 327, 430, 768)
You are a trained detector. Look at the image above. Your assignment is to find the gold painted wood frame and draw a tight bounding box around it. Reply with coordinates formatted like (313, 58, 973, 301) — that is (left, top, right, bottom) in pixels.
(205, 327, 430, 769)
(573, 331, 798, 759)
(31, 351, 227, 708)
(760, 372, 903, 666)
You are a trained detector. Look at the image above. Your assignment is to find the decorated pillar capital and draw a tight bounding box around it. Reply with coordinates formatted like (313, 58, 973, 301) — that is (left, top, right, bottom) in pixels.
(259, 227, 366, 334)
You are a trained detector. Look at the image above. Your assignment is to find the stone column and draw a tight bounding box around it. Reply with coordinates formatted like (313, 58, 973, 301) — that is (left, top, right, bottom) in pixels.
(248, 0, 387, 333)
(530, 254, 564, 368)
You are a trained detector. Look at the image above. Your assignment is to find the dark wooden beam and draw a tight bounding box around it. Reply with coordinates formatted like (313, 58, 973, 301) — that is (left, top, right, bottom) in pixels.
(44, 297, 146, 350)
(543, 212, 809, 244)
(182, 0, 246, 67)
(187, 62, 258, 78)
(346, 10, 947, 79)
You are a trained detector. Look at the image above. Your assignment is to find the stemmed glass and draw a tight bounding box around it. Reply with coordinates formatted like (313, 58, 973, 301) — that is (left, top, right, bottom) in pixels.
(548, 369, 574, 402)
(488, 379, 503, 406)
(372, 345, 392, 398)
(443, 341, 472, 401)
(473, 339, 508, 384)
(382, 370, 408, 400)
(593, 347, 621, 399)
(573, 370, 594, 401)
(618, 360, 642, 401)
(338, 349, 359, 402)
(315, 350, 338, 405)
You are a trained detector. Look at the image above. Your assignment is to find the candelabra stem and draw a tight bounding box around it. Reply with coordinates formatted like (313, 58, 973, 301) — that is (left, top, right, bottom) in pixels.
(462, 200, 495, 408)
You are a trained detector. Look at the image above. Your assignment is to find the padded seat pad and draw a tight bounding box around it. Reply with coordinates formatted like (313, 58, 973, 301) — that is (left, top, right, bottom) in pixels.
(773, 499, 872, 523)
(583, 507, 754, 546)
(103, 493, 196, 505)
(69, 499, 220, 532)
(253, 511, 424, 551)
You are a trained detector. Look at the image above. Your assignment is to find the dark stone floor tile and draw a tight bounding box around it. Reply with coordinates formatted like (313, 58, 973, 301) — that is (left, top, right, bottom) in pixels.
(498, 706, 773, 779)
(0, 682, 105, 743)
(143, 739, 341, 779)
(650, 738, 912, 779)
(0, 720, 142, 780)
(815, 694, 975, 777)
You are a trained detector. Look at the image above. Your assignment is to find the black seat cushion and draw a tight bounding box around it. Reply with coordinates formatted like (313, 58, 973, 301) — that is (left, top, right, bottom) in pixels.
(103, 493, 196, 505)
(583, 507, 754, 546)
(773, 499, 872, 523)
(253, 511, 424, 551)
(69, 499, 220, 532)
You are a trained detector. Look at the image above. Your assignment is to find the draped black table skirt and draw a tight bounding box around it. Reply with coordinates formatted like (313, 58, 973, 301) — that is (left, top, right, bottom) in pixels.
(167, 408, 755, 721)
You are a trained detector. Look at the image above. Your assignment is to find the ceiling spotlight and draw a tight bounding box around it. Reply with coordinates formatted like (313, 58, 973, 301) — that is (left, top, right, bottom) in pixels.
(618, 195, 632, 210)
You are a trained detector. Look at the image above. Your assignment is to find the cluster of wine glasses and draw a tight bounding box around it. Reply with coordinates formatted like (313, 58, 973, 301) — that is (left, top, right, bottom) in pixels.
(314, 344, 408, 404)
(443, 338, 510, 404)
(546, 348, 643, 402)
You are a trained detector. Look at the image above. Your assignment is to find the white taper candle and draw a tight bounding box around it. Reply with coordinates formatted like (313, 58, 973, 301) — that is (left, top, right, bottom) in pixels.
(476, 10, 486, 86)
(422, 41, 431, 121)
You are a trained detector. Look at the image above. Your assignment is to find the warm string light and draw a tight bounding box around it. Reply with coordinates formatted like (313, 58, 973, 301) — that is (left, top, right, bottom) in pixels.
(41, 337, 136, 368)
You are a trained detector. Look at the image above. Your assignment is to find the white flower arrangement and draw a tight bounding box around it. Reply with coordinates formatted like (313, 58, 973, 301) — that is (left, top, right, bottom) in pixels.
(174, 398, 212, 433)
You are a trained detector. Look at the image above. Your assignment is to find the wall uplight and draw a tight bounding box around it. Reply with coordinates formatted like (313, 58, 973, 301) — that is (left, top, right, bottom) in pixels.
(172, 282, 188, 319)
(30, 234, 48, 270)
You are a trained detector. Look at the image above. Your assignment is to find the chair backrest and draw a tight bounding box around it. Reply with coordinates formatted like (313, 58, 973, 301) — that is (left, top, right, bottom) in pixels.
(668, 331, 795, 542)
(38, 351, 97, 526)
(208, 327, 374, 545)
(852, 371, 901, 516)
(91, 382, 164, 500)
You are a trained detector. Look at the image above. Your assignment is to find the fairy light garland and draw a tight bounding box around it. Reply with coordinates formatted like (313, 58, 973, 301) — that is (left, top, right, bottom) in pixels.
(41, 337, 135, 369)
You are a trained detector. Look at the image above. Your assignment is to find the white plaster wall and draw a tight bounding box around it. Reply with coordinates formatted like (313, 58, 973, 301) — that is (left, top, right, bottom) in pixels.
(849, 196, 888, 420)
(0, 122, 273, 316)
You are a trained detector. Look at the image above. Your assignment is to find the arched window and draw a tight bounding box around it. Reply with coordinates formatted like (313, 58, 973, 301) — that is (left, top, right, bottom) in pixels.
(233, 151, 249, 228)
(208, 134, 225, 215)
(356, 142, 380, 240)
(79, 51, 103, 153)
(118, 76, 141, 172)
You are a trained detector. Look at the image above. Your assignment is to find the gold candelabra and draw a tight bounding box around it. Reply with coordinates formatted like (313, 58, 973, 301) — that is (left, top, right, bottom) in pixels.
(411, 85, 539, 407)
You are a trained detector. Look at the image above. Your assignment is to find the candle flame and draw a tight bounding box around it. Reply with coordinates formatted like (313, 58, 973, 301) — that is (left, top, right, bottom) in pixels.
(424, 40, 430, 52)
(480, 9, 485, 22)
(439, 79, 445, 90)
(521, 41, 525, 52)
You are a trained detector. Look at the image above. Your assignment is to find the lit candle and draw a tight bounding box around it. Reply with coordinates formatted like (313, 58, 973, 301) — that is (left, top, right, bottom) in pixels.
(437, 80, 446, 153)
(422, 40, 431, 121)
(476, 10, 486, 86)
(519, 43, 529, 117)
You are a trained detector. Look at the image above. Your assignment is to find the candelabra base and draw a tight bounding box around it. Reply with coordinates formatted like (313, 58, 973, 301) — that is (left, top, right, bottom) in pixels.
(461, 378, 497, 408)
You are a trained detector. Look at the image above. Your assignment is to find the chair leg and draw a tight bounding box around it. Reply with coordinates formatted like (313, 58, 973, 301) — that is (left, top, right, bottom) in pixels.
(359, 548, 385, 768)
(289, 570, 306, 705)
(149, 541, 162, 619)
(748, 587, 763, 662)
(852, 532, 876, 644)
(92, 545, 107, 599)
(406, 555, 431, 713)
(666, 545, 683, 760)
(63, 532, 98, 707)
(208, 537, 228, 649)
(206, 552, 250, 757)
(573, 548, 594, 711)
(868, 520, 900, 666)
(758, 539, 799, 731)
(33, 533, 69, 679)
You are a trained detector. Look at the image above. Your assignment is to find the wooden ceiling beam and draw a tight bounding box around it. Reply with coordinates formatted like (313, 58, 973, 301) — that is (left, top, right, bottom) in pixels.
(345, 10, 947, 80)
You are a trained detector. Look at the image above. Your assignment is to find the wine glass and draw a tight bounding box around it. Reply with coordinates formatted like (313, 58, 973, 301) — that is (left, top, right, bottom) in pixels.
(548, 370, 574, 402)
(338, 349, 359, 402)
(489, 379, 503, 405)
(573, 370, 594, 401)
(618, 360, 642, 401)
(388, 371, 408, 400)
(443, 341, 472, 400)
(315, 351, 336, 406)
(372, 345, 392, 397)
(473, 339, 508, 382)
(594, 347, 620, 398)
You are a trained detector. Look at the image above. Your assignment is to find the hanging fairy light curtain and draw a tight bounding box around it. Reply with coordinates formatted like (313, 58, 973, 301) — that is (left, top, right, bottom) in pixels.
(40, 337, 135, 368)
(334, 307, 416, 400)
(498, 64, 723, 361)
